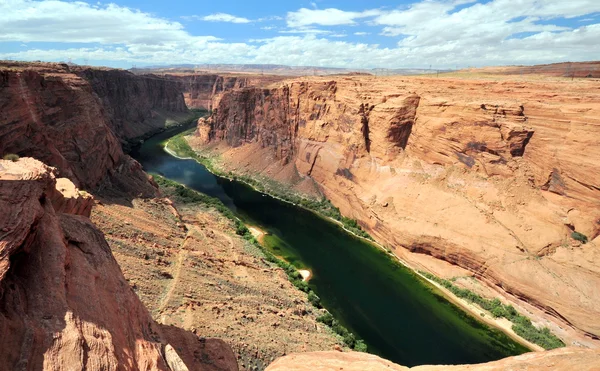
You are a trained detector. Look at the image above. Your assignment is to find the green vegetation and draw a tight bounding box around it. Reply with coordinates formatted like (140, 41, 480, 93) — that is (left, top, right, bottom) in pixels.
(571, 231, 588, 244)
(163, 129, 198, 158)
(153, 173, 367, 352)
(419, 271, 565, 350)
(317, 312, 367, 351)
(164, 132, 373, 241)
(2, 153, 19, 162)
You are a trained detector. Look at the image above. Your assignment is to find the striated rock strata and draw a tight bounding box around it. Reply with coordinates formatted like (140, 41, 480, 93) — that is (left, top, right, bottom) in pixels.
(0, 158, 238, 371)
(196, 75, 600, 342)
(161, 73, 288, 110)
(81, 69, 188, 141)
(0, 61, 186, 192)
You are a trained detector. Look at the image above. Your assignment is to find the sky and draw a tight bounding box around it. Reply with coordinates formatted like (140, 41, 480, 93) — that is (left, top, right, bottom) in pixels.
(0, 0, 599, 69)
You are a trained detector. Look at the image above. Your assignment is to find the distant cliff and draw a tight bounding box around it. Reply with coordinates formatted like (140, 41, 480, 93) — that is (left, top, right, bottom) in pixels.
(81, 69, 188, 140)
(162, 73, 288, 110)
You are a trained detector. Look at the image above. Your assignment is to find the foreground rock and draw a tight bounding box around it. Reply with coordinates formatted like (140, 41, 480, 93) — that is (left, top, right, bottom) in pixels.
(265, 348, 600, 371)
(194, 73, 600, 344)
(0, 158, 238, 371)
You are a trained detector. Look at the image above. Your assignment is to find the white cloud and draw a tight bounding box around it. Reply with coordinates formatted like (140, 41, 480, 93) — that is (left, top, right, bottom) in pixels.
(257, 16, 284, 22)
(370, 0, 600, 51)
(279, 29, 332, 35)
(286, 8, 382, 27)
(198, 13, 251, 23)
(0, 0, 218, 45)
(354, 32, 370, 36)
(1, 0, 600, 69)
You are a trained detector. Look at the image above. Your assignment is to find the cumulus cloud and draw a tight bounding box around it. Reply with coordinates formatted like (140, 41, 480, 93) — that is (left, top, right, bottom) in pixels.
(198, 13, 251, 23)
(286, 8, 382, 27)
(1, 0, 600, 69)
(372, 0, 599, 49)
(0, 0, 218, 45)
(279, 29, 333, 35)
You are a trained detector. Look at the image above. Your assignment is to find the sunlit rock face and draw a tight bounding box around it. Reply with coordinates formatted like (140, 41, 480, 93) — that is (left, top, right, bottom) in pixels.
(198, 74, 600, 341)
(0, 157, 238, 371)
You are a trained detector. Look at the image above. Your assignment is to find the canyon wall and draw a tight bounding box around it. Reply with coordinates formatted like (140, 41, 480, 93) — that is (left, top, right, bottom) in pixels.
(196, 76, 600, 341)
(162, 74, 288, 110)
(0, 62, 187, 192)
(0, 158, 238, 371)
(81, 69, 188, 141)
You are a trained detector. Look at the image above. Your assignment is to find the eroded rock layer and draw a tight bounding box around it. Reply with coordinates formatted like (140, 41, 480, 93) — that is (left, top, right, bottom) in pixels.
(0, 158, 238, 371)
(265, 348, 600, 371)
(196, 75, 600, 341)
(161, 74, 289, 110)
(0, 62, 186, 192)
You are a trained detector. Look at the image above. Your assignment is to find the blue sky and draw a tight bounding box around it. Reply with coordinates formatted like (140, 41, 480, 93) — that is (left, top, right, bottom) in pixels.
(1, 0, 599, 69)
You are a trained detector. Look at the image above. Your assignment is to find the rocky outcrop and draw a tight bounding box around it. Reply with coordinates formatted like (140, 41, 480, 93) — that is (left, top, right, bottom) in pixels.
(0, 158, 238, 371)
(196, 75, 600, 342)
(265, 348, 600, 371)
(0, 61, 183, 194)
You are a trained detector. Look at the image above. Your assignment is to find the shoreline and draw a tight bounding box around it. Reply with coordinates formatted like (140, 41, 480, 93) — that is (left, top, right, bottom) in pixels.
(298, 269, 312, 282)
(164, 136, 543, 353)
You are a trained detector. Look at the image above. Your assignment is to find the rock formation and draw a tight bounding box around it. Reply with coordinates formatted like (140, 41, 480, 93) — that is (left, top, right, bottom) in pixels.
(80, 69, 188, 141)
(0, 61, 185, 193)
(265, 348, 600, 371)
(161, 74, 288, 110)
(195, 75, 600, 343)
(0, 157, 238, 371)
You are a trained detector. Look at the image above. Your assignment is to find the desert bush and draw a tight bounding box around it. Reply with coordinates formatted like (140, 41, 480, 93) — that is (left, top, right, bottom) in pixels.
(571, 231, 588, 244)
(3, 153, 19, 162)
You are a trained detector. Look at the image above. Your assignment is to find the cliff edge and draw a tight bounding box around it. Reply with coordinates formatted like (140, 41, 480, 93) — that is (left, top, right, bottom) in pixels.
(0, 158, 238, 371)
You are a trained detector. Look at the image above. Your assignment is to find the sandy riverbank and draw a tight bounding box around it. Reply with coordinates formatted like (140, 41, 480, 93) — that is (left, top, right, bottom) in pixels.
(248, 226, 267, 243)
(298, 270, 312, 282)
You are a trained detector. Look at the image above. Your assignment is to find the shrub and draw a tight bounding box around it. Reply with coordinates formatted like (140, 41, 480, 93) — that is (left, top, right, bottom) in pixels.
(571, 231, 588, 244)
(307, 291, 322, 308)
(3, 153, 19, 162)
(354, 340, 368, 352)
(316, 312, 335, 326)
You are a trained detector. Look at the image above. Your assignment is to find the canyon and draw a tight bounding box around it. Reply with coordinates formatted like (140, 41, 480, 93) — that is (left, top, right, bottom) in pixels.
(1, 60, 599, 370)
(193, 72, 600, 347)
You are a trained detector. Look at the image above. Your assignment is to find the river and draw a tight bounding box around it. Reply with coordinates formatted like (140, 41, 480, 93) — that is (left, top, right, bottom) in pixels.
(131, 125, 529, 367)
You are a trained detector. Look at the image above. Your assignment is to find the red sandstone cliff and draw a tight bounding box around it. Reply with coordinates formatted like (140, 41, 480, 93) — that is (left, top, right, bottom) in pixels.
(265, 348, 600, 371)
(81, 69, 188, 140)
(196, 76, 600, 343)
(0, 157, 238, 371)
(0, 62, 186, 193)
(161, 74, 288, 110)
